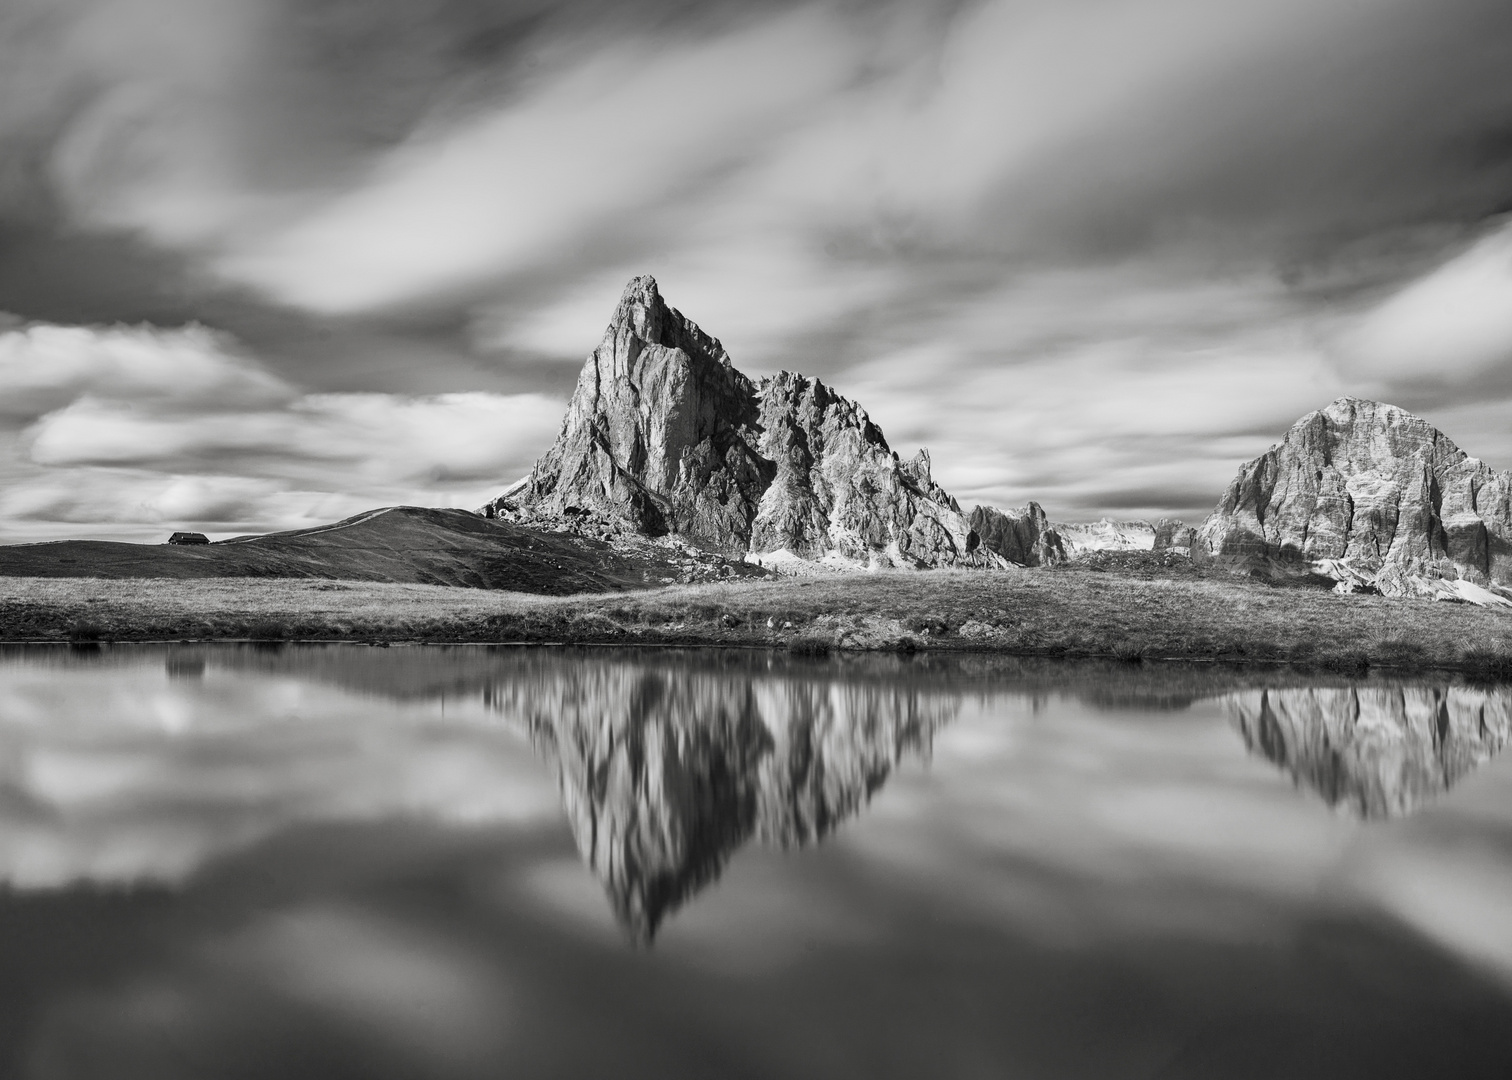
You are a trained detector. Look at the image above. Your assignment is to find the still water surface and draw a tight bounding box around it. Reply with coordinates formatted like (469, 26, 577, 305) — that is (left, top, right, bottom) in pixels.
(1, 644, 1511, 1078)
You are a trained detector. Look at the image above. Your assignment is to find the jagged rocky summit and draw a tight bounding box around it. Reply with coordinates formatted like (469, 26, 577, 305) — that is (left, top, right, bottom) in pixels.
(488, 275, 1062, 568)
(1193, 397, 1512, 604)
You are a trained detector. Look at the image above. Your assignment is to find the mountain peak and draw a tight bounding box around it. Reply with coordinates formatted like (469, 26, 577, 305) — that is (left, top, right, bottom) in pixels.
(489, 278, 1056, 567)
(606, 273, 671, 347)
(621, 272, 660, 301)
(600, 273, 733, 371)
(1196, 397, 1508, 591)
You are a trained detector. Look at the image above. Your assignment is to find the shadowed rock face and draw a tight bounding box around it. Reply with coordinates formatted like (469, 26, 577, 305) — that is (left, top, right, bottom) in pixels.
(969, 503, 1067, 566)
(487, 659, 954, 940)
(491, 275, 1035, 567)
(1153, 518, 1196, 554)
(1193, 397, 1512, 591)
(1221, 685, 1512, 818)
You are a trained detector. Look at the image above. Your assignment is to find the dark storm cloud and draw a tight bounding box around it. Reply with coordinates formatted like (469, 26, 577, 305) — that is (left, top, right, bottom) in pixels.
(1063, 488, 1220, 517)
(2, 0, 1512, 535)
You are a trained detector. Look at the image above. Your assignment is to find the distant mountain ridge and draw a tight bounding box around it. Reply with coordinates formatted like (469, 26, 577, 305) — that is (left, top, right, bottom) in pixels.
(487, 275, 1063, 568)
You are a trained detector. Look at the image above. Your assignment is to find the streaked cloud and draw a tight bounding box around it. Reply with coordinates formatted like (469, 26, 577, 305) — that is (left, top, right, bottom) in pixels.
(1340, 218, 1512, 386)
(26, 390, 561, 483)
(1, 0, 1510, 533)
(0, 321, 286, 419)
(218, 8, 867, 313)
(0, 318, 563, 538)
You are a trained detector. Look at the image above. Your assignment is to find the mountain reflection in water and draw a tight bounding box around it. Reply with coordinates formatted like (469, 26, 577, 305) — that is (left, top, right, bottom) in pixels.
(5, 645, 1509, 939)
(484, 661, 954, 939)
(1222, 686, 1512, 819)
(204, 646, 1512, 931)
(3, 646, 1512, 1078)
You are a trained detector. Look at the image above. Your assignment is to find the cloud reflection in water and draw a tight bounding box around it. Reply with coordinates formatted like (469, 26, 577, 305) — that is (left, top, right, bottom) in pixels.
(1, 647, 1512, 1078)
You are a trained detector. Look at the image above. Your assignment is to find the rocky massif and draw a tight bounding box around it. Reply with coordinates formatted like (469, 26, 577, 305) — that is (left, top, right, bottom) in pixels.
(488, 276, 1063, 569)
(1194, 397, 1512, 602)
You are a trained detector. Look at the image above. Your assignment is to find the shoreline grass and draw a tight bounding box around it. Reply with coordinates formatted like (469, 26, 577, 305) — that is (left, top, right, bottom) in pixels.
(3, 568, 1511, 676)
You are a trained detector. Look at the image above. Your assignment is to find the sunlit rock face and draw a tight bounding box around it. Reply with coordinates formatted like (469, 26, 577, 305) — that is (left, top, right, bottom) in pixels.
(489, 275, 1017, 568)
(1052, 518, 1156, 555)
(753, 377, 983, 566)
(1221, 685, 1512, 818)
(504, 274, 771, 549)
(490, 660, 953, 939)
(968, 503, 1067, 566)
(1193, 398, 1512, 598)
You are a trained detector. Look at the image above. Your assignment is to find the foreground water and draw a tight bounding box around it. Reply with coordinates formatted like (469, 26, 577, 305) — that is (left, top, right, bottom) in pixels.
(1, 645, 1511, 1078)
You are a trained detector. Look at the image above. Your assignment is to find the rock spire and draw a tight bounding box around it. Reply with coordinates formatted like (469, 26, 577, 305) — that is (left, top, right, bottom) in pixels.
(492, 275, 1052, 568)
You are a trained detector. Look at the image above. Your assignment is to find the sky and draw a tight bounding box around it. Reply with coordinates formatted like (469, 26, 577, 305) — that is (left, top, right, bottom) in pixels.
(2, 0, 1512, 541)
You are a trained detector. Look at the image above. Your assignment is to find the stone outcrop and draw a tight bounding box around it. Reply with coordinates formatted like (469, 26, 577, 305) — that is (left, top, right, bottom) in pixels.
(1152, 518, 1195, 554)
(1222, 684, 1512, 818)
(488, 275, 1017, 569)
(1193, 397, 1512, 598)
(968, 503, 1067, 566)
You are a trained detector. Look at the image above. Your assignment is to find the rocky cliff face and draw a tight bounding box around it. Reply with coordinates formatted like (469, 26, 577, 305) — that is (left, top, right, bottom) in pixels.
(1194, 397, 1512, 596)
(1152, 518, 1196, 555)
(968, 503, 1067, 566)
(490, 276, 1019, 569)
(1222, 684, 1512, 817)
(500, 275, 771, 549)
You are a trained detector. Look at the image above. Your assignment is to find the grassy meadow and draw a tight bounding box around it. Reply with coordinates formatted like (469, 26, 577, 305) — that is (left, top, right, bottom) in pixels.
(3, 567, 1511, 676)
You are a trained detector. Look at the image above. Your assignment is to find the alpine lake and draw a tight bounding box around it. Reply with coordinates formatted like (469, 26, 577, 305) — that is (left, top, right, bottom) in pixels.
(1, 642, 1511, 1079)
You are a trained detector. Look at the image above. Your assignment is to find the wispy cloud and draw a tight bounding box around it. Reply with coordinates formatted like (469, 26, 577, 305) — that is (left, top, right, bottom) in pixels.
(0, 318, 562, 538)
(1, 0, 1511, 532)
(217, 8, 868, 313)
(1339, 217, 1512, 387)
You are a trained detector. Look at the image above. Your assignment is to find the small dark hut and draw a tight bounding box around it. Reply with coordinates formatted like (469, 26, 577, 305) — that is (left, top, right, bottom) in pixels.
(167, 532, 210, 545)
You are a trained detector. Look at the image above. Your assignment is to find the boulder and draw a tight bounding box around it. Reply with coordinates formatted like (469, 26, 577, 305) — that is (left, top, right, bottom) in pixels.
(1193, 397, 1512, 599)
(492, 275, 1016, 569)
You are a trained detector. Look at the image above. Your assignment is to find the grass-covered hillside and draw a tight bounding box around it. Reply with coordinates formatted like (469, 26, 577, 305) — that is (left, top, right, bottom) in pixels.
(0, 506, 752, 594)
